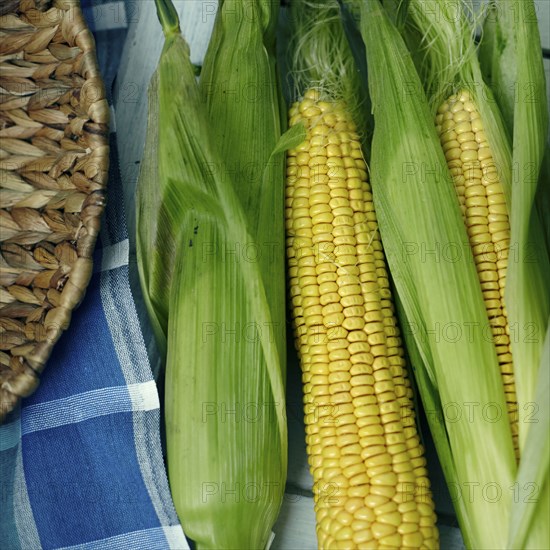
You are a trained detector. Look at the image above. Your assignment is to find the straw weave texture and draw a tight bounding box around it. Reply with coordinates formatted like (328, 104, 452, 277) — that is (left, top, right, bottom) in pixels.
(0, 0, 109, 422)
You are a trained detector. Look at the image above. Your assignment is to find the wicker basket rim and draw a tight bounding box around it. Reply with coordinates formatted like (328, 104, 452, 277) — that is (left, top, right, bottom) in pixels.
(0, 0, 109, 423)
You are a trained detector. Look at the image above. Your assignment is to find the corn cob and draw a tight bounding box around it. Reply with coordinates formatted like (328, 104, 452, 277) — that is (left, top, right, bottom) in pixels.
(286, 88, 439, 550)
(435, 90, 519, 459)
(138, 2, 290, 548)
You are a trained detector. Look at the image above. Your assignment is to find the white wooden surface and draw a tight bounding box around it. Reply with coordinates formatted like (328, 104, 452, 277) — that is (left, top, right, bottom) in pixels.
(113, 1, 548, 548)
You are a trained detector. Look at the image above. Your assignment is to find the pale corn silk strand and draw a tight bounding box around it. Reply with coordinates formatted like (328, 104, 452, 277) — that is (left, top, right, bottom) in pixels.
(285, 88, 439, 549)
(288, 0, 367, 138)
(435, 90, 519, 460)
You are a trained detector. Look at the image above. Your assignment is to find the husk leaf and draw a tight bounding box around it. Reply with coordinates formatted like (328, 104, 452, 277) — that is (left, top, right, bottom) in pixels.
(507, 320, 549, 549)
(136, 2, 305, 547)
(199, 0, 288, 385)
(497, 0, 550, 454)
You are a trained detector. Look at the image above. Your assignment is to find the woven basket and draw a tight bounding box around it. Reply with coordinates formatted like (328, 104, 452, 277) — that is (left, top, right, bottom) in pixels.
(0, 0, 109, 422)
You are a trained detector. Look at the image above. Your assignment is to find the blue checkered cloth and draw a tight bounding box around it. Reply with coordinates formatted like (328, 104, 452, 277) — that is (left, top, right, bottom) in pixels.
(0, 2, 188, 548)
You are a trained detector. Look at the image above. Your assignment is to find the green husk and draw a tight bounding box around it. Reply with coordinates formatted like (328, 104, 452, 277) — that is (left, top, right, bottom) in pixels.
(136, 2, 305, 547)
(135, 0, 187, 354)
(477, 1, 550, 260)
(163, 125, 303, 549)
(349, 0, 517, 547)
(478, 0, 550, 253)
(135, 0, 207, 354)
(136, 72, 167, 355)
(395, 297, 471, 548)
(478, 2, 501, 102)
(199, 0, 287, 388)
(164, 127, 305, 550)
(475, 0, 550, 457)
(507, 320, 549, 548)
(490, 3, 550, 547)
(493, 0, 550, 454)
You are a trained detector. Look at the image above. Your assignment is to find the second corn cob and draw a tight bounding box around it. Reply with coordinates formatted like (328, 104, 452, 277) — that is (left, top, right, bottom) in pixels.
(435, 89, 519, 458)
(286, 86, 438, 549)
(285, 4, 438, 547)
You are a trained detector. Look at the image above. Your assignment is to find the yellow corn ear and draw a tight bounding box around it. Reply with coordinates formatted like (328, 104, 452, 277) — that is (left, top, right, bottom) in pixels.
(286, 89, 439, 550)
(435, 89, 519, 459)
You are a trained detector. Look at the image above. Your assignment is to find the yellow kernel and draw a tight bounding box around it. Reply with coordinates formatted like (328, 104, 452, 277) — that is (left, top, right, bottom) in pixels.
(378, 511, 403, 527)
(370, 484, 396, 499)
(352, 529, 374, 545)
(397, 523, 418, 538)
(403, 510, 420, 523)
(365, 452, 392, 468)
(348, 484, 369, 498)
(420, 515, 435, 527)
(457, 132, 476, 145)
(358, 423, 384, 438)
(353, 397, 377, 411)
(350, 374, 375, 388)
(417, 502, 435, 516)
(355, 404, 380, 417)
(420, 526, 434, 540)
(349, 472, 370, 487)
(360, 444, 386, 460)
(397, 472, 416, 485)
(364, 493, 389, 509)
(344, 497, 364, 514)
(478, 146, 493, 161)
(453, 110, 470, 123)
(453, 120, 471, 134)
(398, 501, 417, 513)
(334, 525, 354, 541)
(324, 312, 345, 328)
(367, 464, 391, 484)
(328, 371, 351, 385)
(402, 531, 423, 547)
(312, 124, 330, 136)
(330, 359, 353, 372)
(336, 510, 355, 526)
(309, 155, 328, 168)
(371, 521, 396, 539)
(379, 533, 403, 547)
(303, 106, 322, 118)
(371, 472, 398, 486)
(373, 500, 398, 516)
(341, 443, 362, 456)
